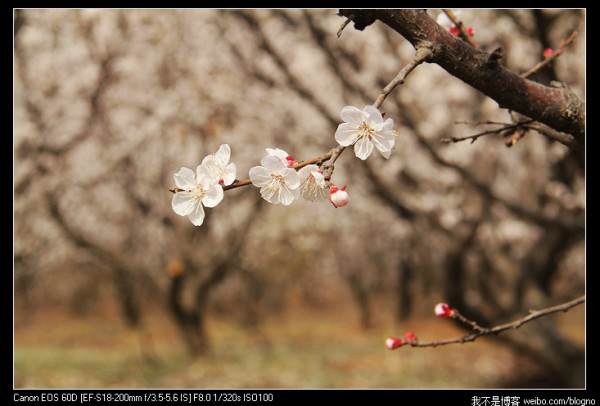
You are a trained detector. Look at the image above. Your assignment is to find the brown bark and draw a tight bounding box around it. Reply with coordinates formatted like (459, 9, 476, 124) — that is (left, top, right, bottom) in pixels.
(338, 9, 585, 144)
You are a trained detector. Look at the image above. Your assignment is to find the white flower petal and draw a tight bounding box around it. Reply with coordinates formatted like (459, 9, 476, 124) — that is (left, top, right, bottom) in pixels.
(311, 171, 326, 187)
(202, 184, 224, 208)
(172, 192, 197, 216)
(363, 105, 384, 127)
(196, 165, 218, 187)
(260, 184, 279, 204)
(222, 162, 237, 186)
(280, 168, 300, 189)
(249, 166, 271, 187)
(297, 165, 316, 180)
(335, 123, 359, 146)
(372, 131, 395, 158)
(266, 148, 290, 164)
(354, 137, 374, 160)
(174, 167, 197, 190)
(340, 105, 365, 127)
(214, 144, 231, 167)
(278, 185, 299, 206)
(261, 155, 288, 173)
(187, 203, 206, 226)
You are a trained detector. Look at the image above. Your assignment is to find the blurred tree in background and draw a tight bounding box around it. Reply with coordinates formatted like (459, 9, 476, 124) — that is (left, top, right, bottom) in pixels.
(14, 9, 585, 387)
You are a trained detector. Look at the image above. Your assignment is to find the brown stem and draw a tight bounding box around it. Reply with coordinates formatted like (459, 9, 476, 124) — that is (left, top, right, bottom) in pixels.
(408, 295, 585, 348)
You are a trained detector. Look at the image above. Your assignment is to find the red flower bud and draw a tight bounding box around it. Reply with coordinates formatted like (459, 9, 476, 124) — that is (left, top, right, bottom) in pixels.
(434, 302, 455, 318)
(329, 185, 349, 208)
(285, 155, 298, 167)
(404, 331, 417, 343)
(385, 337, 405, 350)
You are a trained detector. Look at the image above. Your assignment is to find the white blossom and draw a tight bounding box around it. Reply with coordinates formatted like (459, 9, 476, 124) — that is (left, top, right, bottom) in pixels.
(266, 147, 297, 167)
(249, 154, 300, 205)
(335, 105, 395, 160)
(298, 164, 328, 202)
(171, 165, 223, 226)
(201, 144, 237, 186)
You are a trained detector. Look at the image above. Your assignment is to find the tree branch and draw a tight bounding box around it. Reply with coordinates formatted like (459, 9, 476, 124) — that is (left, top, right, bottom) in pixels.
(395, 295, 585, 349)
(338, 9, 585, 144)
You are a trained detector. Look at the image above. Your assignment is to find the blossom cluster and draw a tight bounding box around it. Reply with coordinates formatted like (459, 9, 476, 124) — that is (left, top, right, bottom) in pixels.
(171, 144, 236, 226)
(249, 148, 329, 206)
(171, 105, 396, 225)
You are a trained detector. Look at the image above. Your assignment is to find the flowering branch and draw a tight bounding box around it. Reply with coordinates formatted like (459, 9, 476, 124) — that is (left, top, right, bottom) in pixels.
(338, 9, 585, 142)
(169, 43, 430, 222)
(386, 295, 585, 350)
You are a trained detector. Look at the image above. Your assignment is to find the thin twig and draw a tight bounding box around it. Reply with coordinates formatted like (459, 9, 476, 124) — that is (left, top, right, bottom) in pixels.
(440, 120, 534, 144)
(171, 46, 428, 194)
(408, 295, 585, 348)
(521, 31, 577, 79)
(373, 45, 432, 109)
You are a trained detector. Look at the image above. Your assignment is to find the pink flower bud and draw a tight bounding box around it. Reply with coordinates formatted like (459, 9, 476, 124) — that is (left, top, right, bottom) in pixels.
(404, 331, 417, 343)
(285, 155, 298, 167)
(450, 26, 474, 37)
(543, 48, 555, 59)
(434, 302, 454, 318)
(385, 337, 405, 350)
(329, 185, 349, 208)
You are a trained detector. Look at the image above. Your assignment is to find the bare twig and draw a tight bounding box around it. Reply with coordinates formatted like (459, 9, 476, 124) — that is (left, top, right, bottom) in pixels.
(408, 295, 585, 348)
(440, 120, 534, 144)
(373, 45, 433, 109)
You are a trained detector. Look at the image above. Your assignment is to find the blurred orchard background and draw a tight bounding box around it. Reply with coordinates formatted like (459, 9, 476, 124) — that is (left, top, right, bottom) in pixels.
(13, 9, 585, 389)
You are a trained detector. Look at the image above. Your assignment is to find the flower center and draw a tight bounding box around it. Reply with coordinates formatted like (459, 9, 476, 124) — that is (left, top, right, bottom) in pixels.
(188, 184, 206, 202)
(357, 122, 374, 140)
(270, 174, 285, 186)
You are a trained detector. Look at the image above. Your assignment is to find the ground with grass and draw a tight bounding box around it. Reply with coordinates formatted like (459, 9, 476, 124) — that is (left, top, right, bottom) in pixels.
(13, 306, 584, 389)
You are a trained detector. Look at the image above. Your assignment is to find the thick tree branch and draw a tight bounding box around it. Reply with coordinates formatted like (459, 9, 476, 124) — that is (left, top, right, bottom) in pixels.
(338, 9, 585, 145)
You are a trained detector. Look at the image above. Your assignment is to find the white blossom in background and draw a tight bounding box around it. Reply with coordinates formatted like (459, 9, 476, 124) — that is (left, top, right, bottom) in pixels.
(335, 105, 396, 160)
(171, 165, 224, 226)
(249, 154, 300, 205)
(436, 9, 462, 31)
(298, 164, 328, 202)
(202, 144, 237, 186)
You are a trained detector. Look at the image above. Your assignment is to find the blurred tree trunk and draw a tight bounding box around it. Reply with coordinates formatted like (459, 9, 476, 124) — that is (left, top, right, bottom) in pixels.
(167, 194, 265, 357)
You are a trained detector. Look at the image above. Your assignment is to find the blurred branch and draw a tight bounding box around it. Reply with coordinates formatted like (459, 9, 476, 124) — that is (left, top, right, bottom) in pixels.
(399, 295, 585, 349)
(338, 9, 585, 145)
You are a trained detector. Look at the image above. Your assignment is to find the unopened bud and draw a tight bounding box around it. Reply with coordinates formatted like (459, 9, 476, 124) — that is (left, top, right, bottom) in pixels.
(404, 331, 417, 343)
(329, 185, 349, 208)
(385, 337, 405, 350)
(434, 302, 455, 318)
